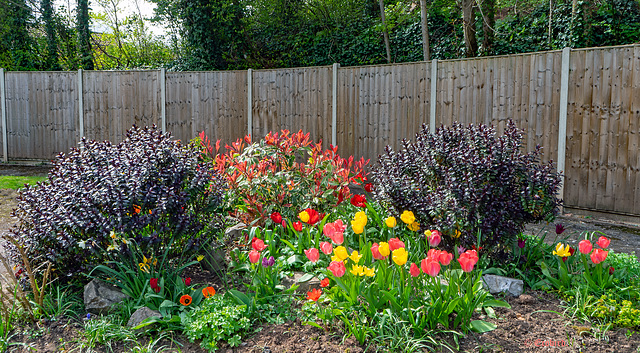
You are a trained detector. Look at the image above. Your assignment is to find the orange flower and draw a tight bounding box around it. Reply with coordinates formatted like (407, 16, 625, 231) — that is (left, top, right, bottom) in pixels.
(179, 294, 192, 306)
(202, 286, 216, 298)
(307, 288, 322, 302)
(133, 204, 141, 214)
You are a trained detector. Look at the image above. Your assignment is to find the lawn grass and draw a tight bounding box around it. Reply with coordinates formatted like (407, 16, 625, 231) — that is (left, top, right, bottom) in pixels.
(0, 176, 47, 190)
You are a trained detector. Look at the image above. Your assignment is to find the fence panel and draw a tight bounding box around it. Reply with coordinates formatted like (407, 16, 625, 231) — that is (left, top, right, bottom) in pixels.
(251, 67, 332, 144)
(436, 52, 563, 164)
(165, 71, 247, 148)
(4, 71, 79, 160)
(82, 71, 161, 143)
(337, 62, 431, 163)
(565, 46, 640, 215)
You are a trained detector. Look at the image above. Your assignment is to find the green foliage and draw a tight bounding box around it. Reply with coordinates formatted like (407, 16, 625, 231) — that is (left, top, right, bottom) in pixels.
(181, 294, 251, 351)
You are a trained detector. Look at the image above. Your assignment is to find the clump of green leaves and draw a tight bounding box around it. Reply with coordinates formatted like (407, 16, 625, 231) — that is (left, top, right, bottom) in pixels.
(181, 294, 251, 351)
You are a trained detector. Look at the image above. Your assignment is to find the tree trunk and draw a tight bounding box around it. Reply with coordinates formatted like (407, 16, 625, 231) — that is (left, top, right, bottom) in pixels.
(378, 0, 392, 63)
(420, 0, 430, 61)
(42, 0, 60, 70)
(481, 0, 495, 55)
(77, 0, 94, 70)
(461, 0, 478, 57)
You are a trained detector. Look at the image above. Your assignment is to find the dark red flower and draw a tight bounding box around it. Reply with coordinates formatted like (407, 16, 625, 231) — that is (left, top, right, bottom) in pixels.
(568, 247, 576, 256)
(364, 183, 374, 193)
(150, 278, 158, 289)
(556, 223, 565, 235)
(183, 277, 191, 286)
(350, 194, 367, 208)
(293, 221, 303, 232)
(518, 238, 526, 249)
(609, 266, 615, 275)
(270, 212, 283, 224)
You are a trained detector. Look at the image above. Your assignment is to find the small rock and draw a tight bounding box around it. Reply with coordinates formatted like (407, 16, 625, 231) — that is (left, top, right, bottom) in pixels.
(127, 307, 161, 327)
(281, 272, 321, 294)
(516, 294, 535, 305)
(482, 274, 524, 297)
(84, 279, 127, 314)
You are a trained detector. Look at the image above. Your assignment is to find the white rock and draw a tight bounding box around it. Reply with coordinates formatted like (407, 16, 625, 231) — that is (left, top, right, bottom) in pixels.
(482, 274, 524, 297)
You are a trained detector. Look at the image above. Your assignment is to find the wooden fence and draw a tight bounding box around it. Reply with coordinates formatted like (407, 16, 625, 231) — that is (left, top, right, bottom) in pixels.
(0, 44, 639, 218)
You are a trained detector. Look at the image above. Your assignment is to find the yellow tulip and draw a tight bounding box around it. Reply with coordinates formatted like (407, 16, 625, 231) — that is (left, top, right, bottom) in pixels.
(392, 248, 408, 266)
(385, 217, 397, 228)
(407, 222, 420, 232)
(350, 264, 362, 276)
(363, 266, 375, 277)
(298, 211, 310, 223)
(400, 211, 415, 225)
(334, 246, 349, 261)
(378, 242, 390, 257)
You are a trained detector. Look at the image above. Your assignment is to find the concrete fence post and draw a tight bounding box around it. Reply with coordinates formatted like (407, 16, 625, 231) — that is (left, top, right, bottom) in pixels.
(77, 69, 84, 140)
(332, 63, 339, 147)
(430, 59, 438, 134)
(160, 68, 166, 133)
(1, 68, 7, 162)
(557, 47, 571, 212)
(247, 69, 253, 137)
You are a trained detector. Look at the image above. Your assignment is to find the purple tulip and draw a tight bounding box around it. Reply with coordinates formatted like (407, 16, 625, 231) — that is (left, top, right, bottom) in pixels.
(262, 256, 275, 267)
(555, 223, 565, 235)
(518, 238, 526, 249)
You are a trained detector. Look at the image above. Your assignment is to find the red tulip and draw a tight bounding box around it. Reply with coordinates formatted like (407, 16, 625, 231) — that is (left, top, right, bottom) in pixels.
(270, 212, 283, 224)
(428, 230, 442, 247)
(427, 248, 441, 260)
(320, 241, 333, 255)
(568, 247, 576, 256)
(364, 183, 374, 193)
(590, 249, 608, 264)
(596, 236, 610, 249)
(350, 194, 367, 208)
(303, 208, 322, 225)
(304, 248, 320, 263)
(252, 239, 267, 252)
(248, 250, 261, 263)
(578, 240, 592, 254)
(150, 278, 158, 289)
(609, 266, 615, 275)
(293, 221, 303, 232)
(320, 278, 330, 287)
(183, 277, 192, 286)
(327, 261, 346, 277)
(409, 263, 420, 277)
(307, 288, 322, 302)
(388, 238, 405, 251)
(517, 238, 526, 249)
(371, 243, 385, 260)
(421, 258, 441, 277)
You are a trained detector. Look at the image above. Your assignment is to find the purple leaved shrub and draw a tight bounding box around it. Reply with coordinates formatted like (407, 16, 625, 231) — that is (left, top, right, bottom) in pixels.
(10, 126, 226, 279)
(373, 121, 562, 253)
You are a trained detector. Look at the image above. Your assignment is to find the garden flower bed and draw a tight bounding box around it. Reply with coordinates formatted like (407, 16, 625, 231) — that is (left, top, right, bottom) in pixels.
(0, 123, 639, 353)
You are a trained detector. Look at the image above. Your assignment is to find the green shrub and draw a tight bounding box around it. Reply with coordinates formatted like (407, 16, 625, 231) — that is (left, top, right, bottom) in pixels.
(373, 121, 562, 253)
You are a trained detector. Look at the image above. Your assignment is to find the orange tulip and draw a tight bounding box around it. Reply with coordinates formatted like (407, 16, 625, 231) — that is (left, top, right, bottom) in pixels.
(179, 295, 192, 306)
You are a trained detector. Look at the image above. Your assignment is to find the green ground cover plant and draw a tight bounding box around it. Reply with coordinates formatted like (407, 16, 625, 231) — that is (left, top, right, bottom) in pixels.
(0, 176, 46, 190)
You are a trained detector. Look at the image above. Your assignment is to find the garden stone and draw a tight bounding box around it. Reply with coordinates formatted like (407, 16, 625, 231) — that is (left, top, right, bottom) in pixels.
(482, 274, 524, 297)
(202, 222, 246, 273)
(127, 307, 161, 328)
(281, 272, 321, 294)
(84, 279, 127, 314)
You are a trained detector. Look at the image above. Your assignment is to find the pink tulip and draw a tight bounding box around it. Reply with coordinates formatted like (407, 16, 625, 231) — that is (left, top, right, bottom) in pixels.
(388, 238, 406, 251)
(590, 249, 608, 264)
(438, 251, 453, 266)
(428, 230, 442, 247)
(252, 239, 267, 252)
(421, 258, 441, 277)
(327, 261, 346, 277)
(371, 243, 386, 260)
(410, 263, 420, 277)
(248, 250, 260, 263)
(458, 250, 478, 272)
(578, 240, 592, 254)
(304, 248, 320, 263)
(323, 220, 346, 245)
(320, 241, 333, 255)
(596, 236, 610, 249)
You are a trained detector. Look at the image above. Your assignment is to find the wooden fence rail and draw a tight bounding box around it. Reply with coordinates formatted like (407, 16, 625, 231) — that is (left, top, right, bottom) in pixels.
(1, 44, 639, 218)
